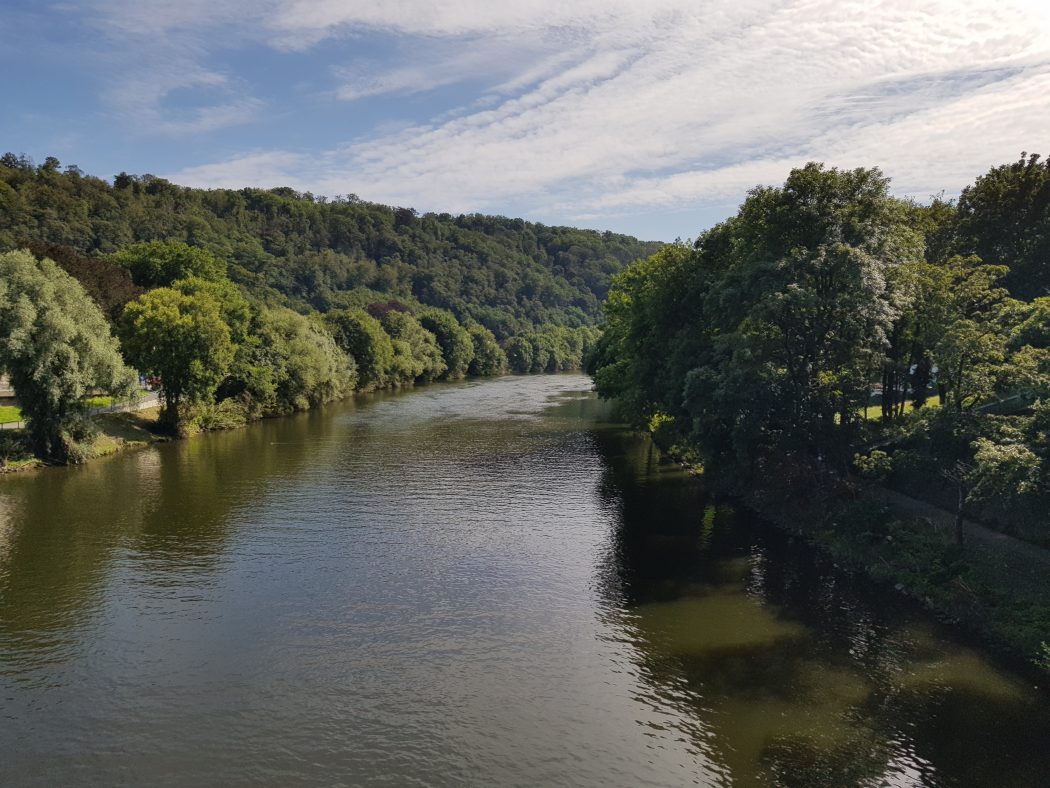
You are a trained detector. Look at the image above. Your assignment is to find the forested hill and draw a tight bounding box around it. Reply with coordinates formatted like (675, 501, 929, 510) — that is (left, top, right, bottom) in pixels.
(0, 154, 661, 338)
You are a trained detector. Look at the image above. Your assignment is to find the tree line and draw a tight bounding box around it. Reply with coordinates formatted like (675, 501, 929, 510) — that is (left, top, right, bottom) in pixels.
(0, 153, 660, 338)
(590, 154, 1050, 545)
(0, 241, 599, 464)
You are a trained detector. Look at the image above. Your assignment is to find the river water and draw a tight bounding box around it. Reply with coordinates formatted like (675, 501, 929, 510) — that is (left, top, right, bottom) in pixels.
(1, 375, 1048, 786)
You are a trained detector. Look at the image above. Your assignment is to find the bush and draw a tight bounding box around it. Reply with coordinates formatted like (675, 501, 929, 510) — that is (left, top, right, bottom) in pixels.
(194, 398, 249, 431)
(853, 449, 893, 480)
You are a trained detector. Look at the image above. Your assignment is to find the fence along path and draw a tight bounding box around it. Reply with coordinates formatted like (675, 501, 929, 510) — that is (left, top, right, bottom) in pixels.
(0, 391, 160, 431)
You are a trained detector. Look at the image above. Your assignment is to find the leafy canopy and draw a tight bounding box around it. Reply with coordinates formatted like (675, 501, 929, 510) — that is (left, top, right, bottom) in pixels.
(0, 250, 135, 460)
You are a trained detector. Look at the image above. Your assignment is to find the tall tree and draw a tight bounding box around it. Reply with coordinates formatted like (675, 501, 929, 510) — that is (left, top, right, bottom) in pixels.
(956, 152, 1050, 300)
(419, 309, 475, 380)
(324, 309, 394, 390)
(0, 250, 135, 461)
(119, 287, 234, 430)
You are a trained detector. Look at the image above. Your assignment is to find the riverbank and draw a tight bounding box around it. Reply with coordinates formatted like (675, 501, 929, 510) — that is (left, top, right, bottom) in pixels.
(0, 407, 166, 473)
(655, 438, 1050, 673)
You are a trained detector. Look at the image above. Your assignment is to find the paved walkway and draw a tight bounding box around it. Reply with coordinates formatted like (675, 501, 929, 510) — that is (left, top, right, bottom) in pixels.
(869, 484, 1050, 570)
(0, 391, 160, 431)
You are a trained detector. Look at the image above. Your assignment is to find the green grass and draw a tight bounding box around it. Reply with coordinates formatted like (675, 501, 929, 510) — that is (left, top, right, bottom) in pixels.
(0, 390, 152, 424)
(862, 395, 940, 421)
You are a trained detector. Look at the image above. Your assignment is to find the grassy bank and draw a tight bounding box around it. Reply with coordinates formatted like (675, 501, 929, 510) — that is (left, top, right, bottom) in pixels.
(0, 407, 165, 473)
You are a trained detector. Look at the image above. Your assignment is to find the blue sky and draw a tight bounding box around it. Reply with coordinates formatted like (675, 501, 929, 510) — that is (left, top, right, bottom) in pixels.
(3, 0, 1050, 241)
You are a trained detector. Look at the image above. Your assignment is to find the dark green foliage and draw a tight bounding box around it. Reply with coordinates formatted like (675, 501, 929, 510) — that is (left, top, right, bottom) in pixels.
(956, 153, 1050, 300)
(24, 240, 143, 321)
(111, 240, 226, 288)
(593, 156, 1050, 551)
(119, 287, 234, 430)
(0, 250, 136, 460)
(324, 309, 394, 390)
(505, 336, 534, 373)
(595, 163, 920, 472)
(380, 310, 446, 384)
(419, 309, 474, 379)
(0, 157, 659, 335)
(466, 323, 507, 377)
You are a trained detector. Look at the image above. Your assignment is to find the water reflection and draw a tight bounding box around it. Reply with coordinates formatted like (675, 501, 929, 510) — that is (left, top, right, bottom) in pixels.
(0, 407, 332, 676)
(1, 376, 1048, 787)
(592, 426, 1050, 786)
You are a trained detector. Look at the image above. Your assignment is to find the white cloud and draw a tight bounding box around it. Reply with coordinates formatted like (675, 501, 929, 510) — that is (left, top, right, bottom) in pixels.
(100, 0, 1050, 233)
(104, 68, 264, 136)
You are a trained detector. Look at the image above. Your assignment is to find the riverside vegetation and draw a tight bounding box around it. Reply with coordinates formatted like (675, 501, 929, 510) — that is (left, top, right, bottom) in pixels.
(4, 150, 1050, 670)
(0, 153, 657, 464)
(588, 154, 1050, 669)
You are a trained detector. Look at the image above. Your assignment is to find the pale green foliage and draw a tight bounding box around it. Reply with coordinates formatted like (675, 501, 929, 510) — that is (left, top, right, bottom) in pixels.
(466, 323, 507, 377)
(934, 319, 1007, 410)
(1038, 642, 1050, 672)
(1011, 297, 1050, 349)
(119, 287, 234, 428)
(853, 450, 893, 480)
(172, 276, 252, 344)
(967, 437, 1042, 503)
(254, 307, 356, 413)
(380, 310, 446, 384)
(111, 240, 226, 288)
(0, 250, 135, 460)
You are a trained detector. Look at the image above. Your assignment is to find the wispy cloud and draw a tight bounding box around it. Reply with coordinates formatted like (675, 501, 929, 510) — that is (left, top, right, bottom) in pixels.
(104, 68, 264, 135)
(66, 0, 1050, 233)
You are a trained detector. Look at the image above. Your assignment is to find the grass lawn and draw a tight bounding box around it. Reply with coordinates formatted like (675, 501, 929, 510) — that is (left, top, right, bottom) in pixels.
(0, 391, 152, 424)
(862, 395, 940, 421)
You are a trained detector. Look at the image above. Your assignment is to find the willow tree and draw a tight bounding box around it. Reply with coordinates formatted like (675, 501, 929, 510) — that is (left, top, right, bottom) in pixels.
(0, 250, 136, 461)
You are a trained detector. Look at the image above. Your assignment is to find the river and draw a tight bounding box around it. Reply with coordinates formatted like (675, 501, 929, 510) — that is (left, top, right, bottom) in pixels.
(1, 374, 1048, 786)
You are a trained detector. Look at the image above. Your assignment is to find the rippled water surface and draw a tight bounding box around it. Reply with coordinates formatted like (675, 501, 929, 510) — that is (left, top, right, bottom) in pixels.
(2, 375, 1049, 786)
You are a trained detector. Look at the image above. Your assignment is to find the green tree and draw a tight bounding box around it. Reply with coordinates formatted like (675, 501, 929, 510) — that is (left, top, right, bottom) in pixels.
(325, 309, 394, 390)
(505, 336, 534, 373)
(119, 287, 234, 430)
(252, 307, 356, 413)
(0, 250, 135, 461)
(466, 323, 507, 376)
(419, 309, 474, 379)
(172, 276, 252, 344)
(934, 319, 1007, 411)
(956, 152, 1050, 299)
(691, 164, 918, 466)
(111, 240, 227, 288)
(380, 310, 446, 384)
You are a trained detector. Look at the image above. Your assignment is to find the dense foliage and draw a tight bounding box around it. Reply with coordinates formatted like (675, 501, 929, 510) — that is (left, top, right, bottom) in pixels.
(0, 153, 662, 452)
(591, 157, 1050, 665)
(592, 158, 1050, 543)
(0, 154, 660, 337)
(0, 250, 135, 459)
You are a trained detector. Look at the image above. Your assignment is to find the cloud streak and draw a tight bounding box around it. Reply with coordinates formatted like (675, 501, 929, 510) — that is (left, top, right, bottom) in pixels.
(75, 0, 1050, 235)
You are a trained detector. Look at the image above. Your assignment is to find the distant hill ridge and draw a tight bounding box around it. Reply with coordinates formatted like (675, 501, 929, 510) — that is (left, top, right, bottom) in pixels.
(0, 153, 662, 339)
